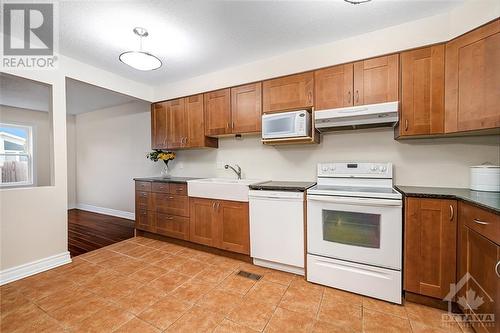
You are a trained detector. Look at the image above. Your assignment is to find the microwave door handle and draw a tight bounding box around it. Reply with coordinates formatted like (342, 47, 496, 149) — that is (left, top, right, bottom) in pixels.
(307, 195, 402, 207)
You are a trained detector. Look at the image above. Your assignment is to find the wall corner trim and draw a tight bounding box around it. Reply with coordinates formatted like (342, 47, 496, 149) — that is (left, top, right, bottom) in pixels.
(0, 252, 72, 286)
(76, 203, 135, 220)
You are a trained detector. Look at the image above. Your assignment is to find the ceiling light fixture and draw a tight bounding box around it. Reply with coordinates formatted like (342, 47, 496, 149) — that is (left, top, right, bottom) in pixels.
(119, 27, 162, 71)
(344, 0, 372, 4)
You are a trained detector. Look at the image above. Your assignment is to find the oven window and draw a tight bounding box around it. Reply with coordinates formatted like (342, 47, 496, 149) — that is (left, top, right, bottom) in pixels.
(322, 210, 380, 248)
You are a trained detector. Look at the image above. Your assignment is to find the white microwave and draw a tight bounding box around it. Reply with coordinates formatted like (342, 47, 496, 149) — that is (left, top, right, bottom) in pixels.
(262, 110, 311, 139)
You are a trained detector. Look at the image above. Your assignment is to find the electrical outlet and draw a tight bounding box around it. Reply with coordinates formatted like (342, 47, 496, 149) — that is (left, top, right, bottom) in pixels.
(216, 161, 225, 170)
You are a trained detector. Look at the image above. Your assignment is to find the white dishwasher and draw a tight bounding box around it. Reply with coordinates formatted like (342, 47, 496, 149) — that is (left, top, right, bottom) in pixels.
(249, 185, 310, 275)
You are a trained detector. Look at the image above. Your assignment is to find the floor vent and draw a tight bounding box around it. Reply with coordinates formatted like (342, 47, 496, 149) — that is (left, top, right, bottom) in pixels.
(237, 270, 263, 281)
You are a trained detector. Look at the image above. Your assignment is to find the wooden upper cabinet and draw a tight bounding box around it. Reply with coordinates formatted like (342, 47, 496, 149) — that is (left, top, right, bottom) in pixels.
(216, 201, 250, 255)
(404, 197, 457, 299)
(230, 82, 262, 133)
(204, 88, 231, 136)
(399, 45, 445, 137)
(262, 72, 314, 113)
(353, 54, 399, 106)
(314, 64, 354, 110)
(167, 98, 187, 149)
(185, 94, 206, 147)
(445, 19, 500, 133)
(151, 102, 168, 149)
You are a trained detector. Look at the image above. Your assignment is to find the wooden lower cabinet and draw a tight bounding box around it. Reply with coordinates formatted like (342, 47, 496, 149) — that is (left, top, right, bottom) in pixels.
(156, 213, 189, 240)
(404, 197, 457, 298)
(136, 209, 155, 233)
(458, 202, 499, 333)
(216, 200, 250, 254)
(189, 197, 250, 255)
(189, 198, 217, 246)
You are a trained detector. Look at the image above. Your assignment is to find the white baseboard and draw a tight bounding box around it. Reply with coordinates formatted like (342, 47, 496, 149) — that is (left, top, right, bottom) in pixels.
(76, 203, 134, 220)
(0, 252, 72, 286)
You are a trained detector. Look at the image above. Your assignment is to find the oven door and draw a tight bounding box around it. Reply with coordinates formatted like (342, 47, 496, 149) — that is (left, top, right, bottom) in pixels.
(307, 194, 402, 270)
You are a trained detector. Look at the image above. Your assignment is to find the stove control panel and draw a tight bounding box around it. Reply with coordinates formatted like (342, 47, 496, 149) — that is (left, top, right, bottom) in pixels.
(317, 162, 393, 178)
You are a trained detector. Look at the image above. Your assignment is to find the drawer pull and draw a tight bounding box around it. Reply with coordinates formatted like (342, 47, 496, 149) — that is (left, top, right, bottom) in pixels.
(496, 261, 500, 278)
(473, 219, 489, 225)
(165, 216, 173, 220)
(449, 205, 454, 221)
(141, 193, 147, 197)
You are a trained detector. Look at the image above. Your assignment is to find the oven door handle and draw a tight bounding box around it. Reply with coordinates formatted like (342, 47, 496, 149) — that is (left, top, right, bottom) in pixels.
(307, 195, 402, 207)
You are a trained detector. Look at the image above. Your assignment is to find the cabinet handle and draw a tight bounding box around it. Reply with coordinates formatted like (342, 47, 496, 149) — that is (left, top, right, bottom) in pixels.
(355, 90, 359, 103)
(231, 121, 235, 129)
(496, 261, 500, 278)
(347, 91, 351, 104)
(168, 196, 174, 199)
(308, 91, 313, 104)
(141, 193, 147, 197)
(212, 202, 216, 209)
(473, 219, 489, 225)
(226, 122, 229, 129)
(449, 205, 454, 221)
(166, 216, 174, 220)
(405, 119, 409, 131)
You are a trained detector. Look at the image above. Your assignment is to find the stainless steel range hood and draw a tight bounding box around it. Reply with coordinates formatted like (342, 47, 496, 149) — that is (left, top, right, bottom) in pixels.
(314, 101, 399, 132)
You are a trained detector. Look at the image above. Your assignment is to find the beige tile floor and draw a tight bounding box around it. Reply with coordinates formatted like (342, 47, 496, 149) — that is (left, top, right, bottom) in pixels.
(1, 236, 473, 333)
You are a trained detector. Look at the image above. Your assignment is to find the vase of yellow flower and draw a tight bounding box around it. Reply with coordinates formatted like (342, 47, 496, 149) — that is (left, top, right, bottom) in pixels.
(146, 150, 176, 178)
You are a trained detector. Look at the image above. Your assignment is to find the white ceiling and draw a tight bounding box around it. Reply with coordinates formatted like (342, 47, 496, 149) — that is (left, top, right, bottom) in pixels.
(0, 74, 139, 114)
(59, 0, 463, 86)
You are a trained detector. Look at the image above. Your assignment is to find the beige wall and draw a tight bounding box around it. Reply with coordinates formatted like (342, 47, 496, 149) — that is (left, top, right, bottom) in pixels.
(67, 115, 77, 208)
(74, 101, 162, 213)
(0, 105, 53, 187)
(169, 131, 500, 188)
(73, 109, 499, 214)
(0, 55, 153, 272)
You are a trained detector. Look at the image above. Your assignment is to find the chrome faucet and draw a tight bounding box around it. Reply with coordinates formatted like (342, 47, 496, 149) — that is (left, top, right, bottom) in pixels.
(224, 164, 242, 180)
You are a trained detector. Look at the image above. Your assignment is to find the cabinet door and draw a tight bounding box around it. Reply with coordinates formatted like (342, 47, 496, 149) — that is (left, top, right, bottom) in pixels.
(400, 45, 445, 136)
(404, 198, 457, 298)
(262, 72, 314, 113)
(215, 201, 250, 255)
(136, 209, 155, 233)
(151, 102, 168, 149)
(154, 193, 189, 217)
(230, 82, 262, 133)
(445, 19, 500, 133)
(204, 89, 231, 136)
(314, 64, 353, 110)
(156, 213, 189, 240)
(189, 198, 216, 246)
(185, 94, 205, 147)
(458, 225, 499, 333)
(167, 98, 187, 149)
(353, 54, 399, 106)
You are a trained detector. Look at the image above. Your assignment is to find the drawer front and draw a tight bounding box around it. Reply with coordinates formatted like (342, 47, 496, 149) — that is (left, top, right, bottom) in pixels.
(152, 182, 170, 193)
(460, 202, 500, 244)
(135, 191, 153, 210)
(156, 213, 189, 240)
(154, 193, 189, 217)
(136, 209, 155, 232)
(169, 183, 187, 196)
(135, 181, 151, 192)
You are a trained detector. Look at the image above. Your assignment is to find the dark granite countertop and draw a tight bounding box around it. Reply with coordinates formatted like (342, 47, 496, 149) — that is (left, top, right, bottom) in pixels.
(395, 185, 500, 214)
(133, 177, 199, 184)
(249, 181, 316, 192)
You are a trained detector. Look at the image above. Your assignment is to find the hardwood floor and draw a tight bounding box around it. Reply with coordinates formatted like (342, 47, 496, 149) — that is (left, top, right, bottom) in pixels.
(68, 209, 134, 257)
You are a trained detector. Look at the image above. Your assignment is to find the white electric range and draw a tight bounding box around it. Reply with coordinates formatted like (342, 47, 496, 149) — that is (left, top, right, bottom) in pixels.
(306, 162, 403, 304)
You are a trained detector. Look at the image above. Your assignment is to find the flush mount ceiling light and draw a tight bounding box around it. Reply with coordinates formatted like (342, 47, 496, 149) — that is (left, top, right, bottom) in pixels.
(119, 27, 162, 71)
(344, 0, 372, 4)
